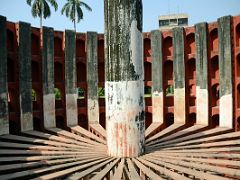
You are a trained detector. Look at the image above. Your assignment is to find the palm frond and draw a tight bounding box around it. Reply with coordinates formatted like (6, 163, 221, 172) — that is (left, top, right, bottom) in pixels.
(76, 5, 83, 23)
(27, 0, 58, 20)
(43, 0, 51, 19)
(70, 3, 76, 22)
(46, 0, 58, 11)
(26, 0, 33, 6)
(31, 0, 41, 18)
(61, 0, 92, 28)
(79, 1, 92, 12)
(61, 3, 69, 15)
(66, 4, 71, 18)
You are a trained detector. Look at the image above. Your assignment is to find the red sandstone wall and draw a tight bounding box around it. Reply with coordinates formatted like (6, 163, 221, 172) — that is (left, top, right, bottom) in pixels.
(5, 15, 240, 133)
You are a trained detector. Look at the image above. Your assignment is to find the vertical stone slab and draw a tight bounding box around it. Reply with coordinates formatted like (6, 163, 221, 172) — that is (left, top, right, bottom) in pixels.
(218, 16, 233, 128)
(0, 16, 9, 135)
(151, 30, 164, 123)
(105, 0, 145, 157)
(18, 22, 33, 131)
(173, 27, 186, 124)
(195, 23, 209, 126)
(65, 30, 78, 127)
(42, 27, 55, 128)
(87, 32, 99, 124)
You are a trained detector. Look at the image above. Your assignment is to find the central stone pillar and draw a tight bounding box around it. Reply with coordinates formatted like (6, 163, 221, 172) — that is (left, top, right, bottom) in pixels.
(104, 0, 145, 157)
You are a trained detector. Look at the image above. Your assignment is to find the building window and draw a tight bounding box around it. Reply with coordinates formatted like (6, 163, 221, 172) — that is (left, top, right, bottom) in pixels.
(159, 20, 169, 27)
(169, 19, 177, 25)
(178, 18, 188, 25)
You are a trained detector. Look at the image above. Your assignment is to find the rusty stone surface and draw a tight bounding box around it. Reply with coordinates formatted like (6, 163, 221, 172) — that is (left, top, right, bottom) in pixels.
(65, 30, 78, 126)
(218, 16, 233, 128)
(195, 22, 209, 126)
(173, 27, 186, 124)
(0, 15, 9, 135)
(87, 32, 99, 124)
(151, 30, 164, 123)
(42, 27, 55, 128)
(105, 0, 145, 157)
(18, 21, 33, 131)
(152, 94, 164, 123)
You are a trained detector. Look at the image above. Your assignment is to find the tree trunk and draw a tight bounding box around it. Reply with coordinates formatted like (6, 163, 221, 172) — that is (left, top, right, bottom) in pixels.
(74, 20, 76, 32)
(104, 0, 145, 157)
(40, 5, 43, 28)
(40, 17, 42, 28)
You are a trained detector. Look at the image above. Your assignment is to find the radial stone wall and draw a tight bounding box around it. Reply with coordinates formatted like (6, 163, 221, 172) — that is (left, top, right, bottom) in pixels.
(104, 0, 145, 157)
(0, 16, 8, 135)
(1, 13, 240, 179)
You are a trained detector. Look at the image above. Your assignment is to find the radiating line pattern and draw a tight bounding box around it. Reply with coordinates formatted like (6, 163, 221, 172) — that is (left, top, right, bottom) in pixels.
(0, 125, 240, 179)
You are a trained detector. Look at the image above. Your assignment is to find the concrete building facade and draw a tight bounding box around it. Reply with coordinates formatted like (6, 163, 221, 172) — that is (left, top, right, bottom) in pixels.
(159, 13, 188, 30)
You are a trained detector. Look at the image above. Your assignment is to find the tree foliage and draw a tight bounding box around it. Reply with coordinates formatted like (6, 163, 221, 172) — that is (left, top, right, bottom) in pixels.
(26, 0, 58, 27)
(54, 88, 62, 100)
(61, 0, 92, 31)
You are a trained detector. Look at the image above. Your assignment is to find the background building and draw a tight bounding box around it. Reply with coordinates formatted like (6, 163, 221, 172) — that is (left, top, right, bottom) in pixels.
(159, 13, 188, 30)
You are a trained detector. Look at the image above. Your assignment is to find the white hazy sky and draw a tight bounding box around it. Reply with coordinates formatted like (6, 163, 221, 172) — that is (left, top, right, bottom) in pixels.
(0, 0, 240, 32)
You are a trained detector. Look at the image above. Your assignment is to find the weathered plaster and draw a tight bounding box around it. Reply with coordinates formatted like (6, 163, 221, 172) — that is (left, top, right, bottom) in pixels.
(151, 30, 163, 123)
(0, 15, 9, 135)
(0, 93, 9, 135)
(173, 27, 185, 125)
(65, 30, 78, 126)
(106, 80, 145, 157)
(21, 112, 33, 131)
(87, 32, 99, 124)
(220, 94, 233, 128)
(173, 27, 185, 89)
(196, 87, 208, 125)
(66, 94, 78, 127)
(42, 26, 55, 128)
(195, 22, 209, 126)
(88, 99, 99, 124)
(174, 88, 186, 124)
(218, 16, 233, 128)
(195, 22, 208, 90)
(151, 30, 163, 93)
(152, 92, 164, 123)
(129, 20, 144, 80)
(18, 22, 33, 131)
(105, 0, 144, 157)
(43, 94, 56, 128)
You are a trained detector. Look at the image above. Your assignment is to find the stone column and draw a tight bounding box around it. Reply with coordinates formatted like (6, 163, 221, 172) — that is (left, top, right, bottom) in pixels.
(105, 0, 145, 157)
(42, 27, 55, 128)
(0, 16, 9, 135)
(65, 30, 78, 127)
(151, 30, 164, 124)
(18, 22, 33, 131)
(195, 23, 209, 126)
(218, 16, 233, 128)
(87, 32, 99, 124)
(173, 27, 186, 124)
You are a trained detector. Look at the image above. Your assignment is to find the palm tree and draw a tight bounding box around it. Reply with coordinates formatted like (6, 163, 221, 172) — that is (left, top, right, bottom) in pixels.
(26, 0, 58, 28)
(61, 0, 92, 31)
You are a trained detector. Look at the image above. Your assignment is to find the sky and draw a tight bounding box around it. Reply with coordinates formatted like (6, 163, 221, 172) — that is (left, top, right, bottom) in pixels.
(0, 0, 240, 33)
